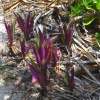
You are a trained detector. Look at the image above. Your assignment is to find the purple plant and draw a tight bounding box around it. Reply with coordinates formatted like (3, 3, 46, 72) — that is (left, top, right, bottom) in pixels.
(27, 39, 51, 90)
(14, 12, 34, 40)
(65, 67, 74, 91)
(27, 28, 58, 90)
(4, 18, 16, 46)
(20, 34, 31, 58)
(58, 24, 73, 46)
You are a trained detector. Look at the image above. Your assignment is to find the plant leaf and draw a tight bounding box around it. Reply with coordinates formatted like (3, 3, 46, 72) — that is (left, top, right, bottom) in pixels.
(65, 71, 70, 83)
(37, 73, 46, 90)
(33, 46, 41, 68)
(29, 64, 37, 83)
(95, 32, 100, 39)
(36, 37, 40, 50)
(20, 38, 25, 58)
(96, 2, 100, 10)
(26, 53, 40, 73)
(20, 33, 25, 41)
(4, 20, 14, 46)
(12, 17, 16, 40)
(69, 13, 75, 17)
(83, 17, 95, 25)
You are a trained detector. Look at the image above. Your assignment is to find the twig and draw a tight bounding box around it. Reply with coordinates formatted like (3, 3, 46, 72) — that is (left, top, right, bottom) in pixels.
(68, 13, 96, 29)
(73, 37, 100, 67)
(89, 87, 100, 96)
(42, 8, 54, 17)
(34, 13, 42, 27)
(77, 59, 98, 82)
(60, 59, 100, 65)
(3, 0, 46, 12)
(74, 76, 86, 84)
(82, 75, 100, 85)
(3, 0, 20, 11)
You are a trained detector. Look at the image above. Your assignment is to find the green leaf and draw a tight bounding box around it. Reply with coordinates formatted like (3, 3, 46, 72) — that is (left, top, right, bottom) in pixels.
(26, 53, 40, 73)
(83, 0, 93, 4)
(96, 2, 100, 10)
(83, 17, 95, 25)
(31, 12, 35, 17)
(36, 37, 40, 50)
(93, 0, 97, 3)
(85, 5, 95, 11)
(95, 32, 100, 39)
(82, 0, 95, 11)
(70, 3, 83, 15)
(42, 26, 46, 35)
(65, 71, 70, 84)
(20, 33, 25, 41)
(12, 17, 16, 39)
(87, 0, 93, 4)
(40, 62, 45, 75)
(42, 40, 46, 48)
(52, 45, 55, 51)
(70, 6, 76, 13)
(69, 13, 75, 17)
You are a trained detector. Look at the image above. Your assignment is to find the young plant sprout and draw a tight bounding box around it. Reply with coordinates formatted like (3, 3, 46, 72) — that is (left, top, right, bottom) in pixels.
(15, 12, 34, 40)
(20, 34, 31, 58)
(4, 18, 16, 46)
(65, 67, 74, 91)
(58, 24, 73, 46)
(27, 28, 58, 90)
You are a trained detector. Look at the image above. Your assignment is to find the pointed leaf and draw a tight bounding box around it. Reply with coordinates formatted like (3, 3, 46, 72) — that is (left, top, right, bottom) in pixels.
(96, 2, 100, 10)
(39, 41, 45, 60)
(12, 17, 16, 40)
(37, 73, 46, 90)
(36, 37, 40, 50)
(83, 17, 95, 25)
(26, 53, 40, 73)
(65, 25, 73, 46)
(29, 64, 37, 83)
(4, 21, 13, 45)
(69, 81, 74, 91)
(15, 13, 25, 32)
(65, 71, 70, 83)
(20, 39, 25, 58)
(70, 68, 74, 82)
(20, 33, 25, 41)
(33, 46, 41, 68)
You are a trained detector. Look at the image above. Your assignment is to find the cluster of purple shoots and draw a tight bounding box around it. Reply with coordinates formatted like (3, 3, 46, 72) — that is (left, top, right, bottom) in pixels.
(4, 11, 74, 91)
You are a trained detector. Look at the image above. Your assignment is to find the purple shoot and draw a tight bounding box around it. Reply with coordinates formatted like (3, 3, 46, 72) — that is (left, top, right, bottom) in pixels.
(65, 67, 74, 91)
(27, 40, 51, 90)
(4, 18, 16, 46)
(26, 27, 52, 90)
(15, 12, 34, 40)
(58, 24, 73, 46)
(20, 34, 31, 58)
(29, 64, 46, 90)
